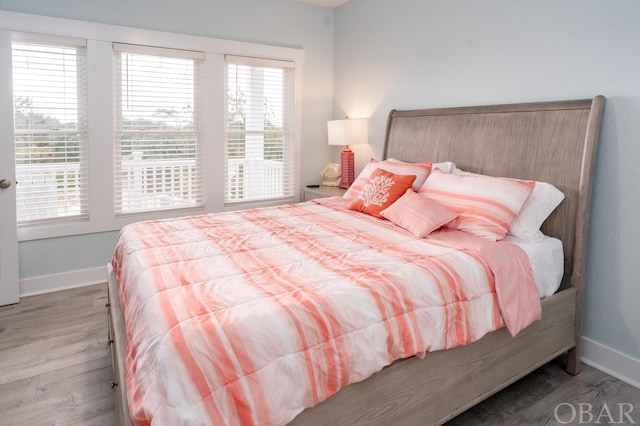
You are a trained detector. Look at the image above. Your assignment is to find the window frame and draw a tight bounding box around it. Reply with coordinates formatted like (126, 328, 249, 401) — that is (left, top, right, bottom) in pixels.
(113, 43, 205, 216)
(1, 11, 303, 242)
(224, 55, 297, 205)
(11, 33, 89, 227)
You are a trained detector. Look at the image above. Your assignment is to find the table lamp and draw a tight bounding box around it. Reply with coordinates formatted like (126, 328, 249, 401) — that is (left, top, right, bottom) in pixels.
(327, 117, 368, 189)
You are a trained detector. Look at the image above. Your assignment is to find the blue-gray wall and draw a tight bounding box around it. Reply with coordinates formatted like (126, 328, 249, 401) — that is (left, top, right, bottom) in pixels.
(333, 0, 640, 363)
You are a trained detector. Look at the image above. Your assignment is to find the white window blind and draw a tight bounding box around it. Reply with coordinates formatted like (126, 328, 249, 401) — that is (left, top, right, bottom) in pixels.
(12, 35, 88, 226)
(225, 56, 296, 204)
(113, 43, 204, 215)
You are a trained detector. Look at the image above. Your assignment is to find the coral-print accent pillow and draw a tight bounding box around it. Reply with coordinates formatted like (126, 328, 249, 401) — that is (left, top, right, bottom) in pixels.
(348, 168, 416, 218)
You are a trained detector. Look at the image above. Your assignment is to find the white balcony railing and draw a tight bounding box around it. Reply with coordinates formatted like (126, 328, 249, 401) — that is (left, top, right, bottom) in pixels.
(15, 162, 84, 222)
(15, 155, 284, 221)
(226, 158, 284, 201)
(118, 152, 199, 213)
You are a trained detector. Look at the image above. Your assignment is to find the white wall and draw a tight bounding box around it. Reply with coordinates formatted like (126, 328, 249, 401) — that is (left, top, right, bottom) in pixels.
(333, 0, 640, 381)
(0, 0, 335, 281)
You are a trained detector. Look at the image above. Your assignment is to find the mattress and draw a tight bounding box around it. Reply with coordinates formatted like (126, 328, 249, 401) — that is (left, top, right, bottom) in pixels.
(504, 235, 564, 298)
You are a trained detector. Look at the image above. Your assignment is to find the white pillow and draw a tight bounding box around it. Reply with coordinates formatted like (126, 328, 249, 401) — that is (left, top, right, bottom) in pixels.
(432, 161, 456, 173)
(452, 167, 565, 241)
(508, 182, 565, 241)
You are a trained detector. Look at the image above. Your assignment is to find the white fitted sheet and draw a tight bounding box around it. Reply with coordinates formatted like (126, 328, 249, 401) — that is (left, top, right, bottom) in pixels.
(504, 235, 564, 298)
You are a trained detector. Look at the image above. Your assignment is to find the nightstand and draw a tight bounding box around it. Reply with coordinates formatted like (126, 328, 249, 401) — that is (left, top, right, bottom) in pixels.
(301, 185, 347, 201)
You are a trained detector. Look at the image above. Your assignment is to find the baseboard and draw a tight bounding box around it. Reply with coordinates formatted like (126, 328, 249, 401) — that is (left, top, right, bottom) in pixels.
(581, 337, 640, 390)
(20, 265, 106, 297)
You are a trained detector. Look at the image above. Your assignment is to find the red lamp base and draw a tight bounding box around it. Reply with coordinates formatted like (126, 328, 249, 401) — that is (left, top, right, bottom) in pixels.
(338, 145, 355, 189)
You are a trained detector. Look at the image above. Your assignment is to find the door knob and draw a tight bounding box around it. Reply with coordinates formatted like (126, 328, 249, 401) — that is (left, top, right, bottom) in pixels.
(0, 179, 11, 189)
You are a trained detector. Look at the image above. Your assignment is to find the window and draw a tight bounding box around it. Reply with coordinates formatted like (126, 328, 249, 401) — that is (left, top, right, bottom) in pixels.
(225, 56, 296, 204)
(113, 43, 204, 215)
(4, 11, 303, 242)
(12, 34, 88, 226)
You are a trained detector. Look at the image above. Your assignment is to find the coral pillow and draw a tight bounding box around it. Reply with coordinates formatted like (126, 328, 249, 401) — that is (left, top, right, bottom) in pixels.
(348, 168, 416, 218)
(380, 189, 458, 237)
(344, 158, 432, 200)
(419, 169, 535, 241)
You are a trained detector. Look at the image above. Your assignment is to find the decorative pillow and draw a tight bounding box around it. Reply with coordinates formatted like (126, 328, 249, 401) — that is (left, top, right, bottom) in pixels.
(380, 189, 458, 238)
(419, 169, 535, 241)
(348, 168, 416, 218)
(343, 158, 432, 200)
(508, 181, 565, 241)
(452, 167, 565, 241)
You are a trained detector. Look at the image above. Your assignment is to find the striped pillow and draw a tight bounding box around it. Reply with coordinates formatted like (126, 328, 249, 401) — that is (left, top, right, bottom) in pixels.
(344, 158, 432, 200)
(452, 167, 565, 241)
(380, 189, 458, 237)
(419, 169, 535, 241)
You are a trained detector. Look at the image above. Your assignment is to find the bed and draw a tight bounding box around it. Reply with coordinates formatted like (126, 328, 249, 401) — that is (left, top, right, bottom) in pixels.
(107, 95, 605, 425)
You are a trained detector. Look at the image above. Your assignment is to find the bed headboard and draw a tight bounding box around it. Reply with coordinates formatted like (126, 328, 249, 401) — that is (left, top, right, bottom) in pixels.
(382, 96, 605, 288)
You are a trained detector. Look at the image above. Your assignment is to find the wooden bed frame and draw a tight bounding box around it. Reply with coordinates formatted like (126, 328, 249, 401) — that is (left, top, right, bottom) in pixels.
(107, 96, 605, 425)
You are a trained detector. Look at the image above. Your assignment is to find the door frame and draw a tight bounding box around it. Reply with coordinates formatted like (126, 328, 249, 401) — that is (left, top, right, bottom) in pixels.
(0, 30, 20, 306)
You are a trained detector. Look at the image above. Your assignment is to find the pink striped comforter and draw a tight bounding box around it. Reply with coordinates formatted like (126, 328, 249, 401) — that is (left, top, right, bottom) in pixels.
(112, 197, 540, 426)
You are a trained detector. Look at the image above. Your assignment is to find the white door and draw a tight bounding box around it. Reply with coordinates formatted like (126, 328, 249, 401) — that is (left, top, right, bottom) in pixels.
(0, 30, 20, 306)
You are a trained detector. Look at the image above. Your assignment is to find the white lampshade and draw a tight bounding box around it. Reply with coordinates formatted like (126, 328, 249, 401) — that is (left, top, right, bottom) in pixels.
(327, 118, 368, 189)
(327, 118, 368, 146)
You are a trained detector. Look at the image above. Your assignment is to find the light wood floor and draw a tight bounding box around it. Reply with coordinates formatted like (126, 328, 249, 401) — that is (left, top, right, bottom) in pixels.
(1, 283, 639, 425)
